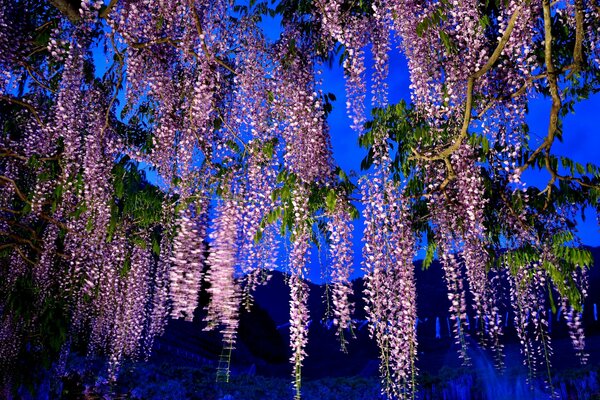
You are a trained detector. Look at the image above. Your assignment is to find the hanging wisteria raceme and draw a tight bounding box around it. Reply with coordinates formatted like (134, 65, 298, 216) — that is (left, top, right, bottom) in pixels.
(559, 266, 589, 365)
(142, 234, 172, 358)
(427, 167, 470, 364)
(387, 0, 446, 118)
(361, 174, 418, 399)
(508, 260, 554, 384)
(0, 0, 32, 91)
(326, 201, 354, 346)
(33, 224, 59, 302)
(204, 197, 242, 381)
(288, 185, 311, 400)
(359, 118, 418, 398)
(62, 79, 121, 318)
(108, 242, 153, 379)
(239, 153, 279, 286)
(181, 56, 217, 169)
(314, 1, 371, 133)
(169, 202, 207, 321)
(585, 1, 600, 66)
(53, 42, 85, 177)
(82, 89, 114, 242)
(370, 2, 391, 108)
(87, 233, 128, 357)
(274, 29, 334, 184)
(205, 198, 241, 327)
(230, 18, 280, 286)
(452, 145, 504, 360)
(0, 312, 20, 393)
(563, 303, 588, 364)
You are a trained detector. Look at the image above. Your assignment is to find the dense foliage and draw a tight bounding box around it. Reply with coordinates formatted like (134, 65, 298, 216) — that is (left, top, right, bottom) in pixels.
(0, 0, 599, 398)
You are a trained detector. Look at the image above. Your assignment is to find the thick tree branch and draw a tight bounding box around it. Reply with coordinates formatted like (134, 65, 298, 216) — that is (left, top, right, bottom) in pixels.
(519, 3, 559, 169)
(99, 0, 118, 19)
(532, 0, 562, 209)
(49, 0, 81, 22)
(410, 4, 524, 189)
(573, 0, 584, 69)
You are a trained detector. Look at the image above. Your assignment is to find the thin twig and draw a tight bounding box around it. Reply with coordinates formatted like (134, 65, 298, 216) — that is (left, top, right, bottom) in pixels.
(0, 175, 31, 204)
(573, 0, 584, 69)
(188, 0, 237, 75)
(15, 246, 36, 265)
(0, 148, 60, 162)
(0, 231, 42, 253)
(21, 61, 55, 93)
(0, 95, 46, 128)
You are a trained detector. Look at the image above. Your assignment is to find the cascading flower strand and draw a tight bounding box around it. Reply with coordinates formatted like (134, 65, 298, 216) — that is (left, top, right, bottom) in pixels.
(169, 203, 207, 321)
(326, 201, 355, 348)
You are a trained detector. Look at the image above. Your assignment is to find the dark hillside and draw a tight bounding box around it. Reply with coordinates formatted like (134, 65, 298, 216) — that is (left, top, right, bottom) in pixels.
(152, 247, 600, 379)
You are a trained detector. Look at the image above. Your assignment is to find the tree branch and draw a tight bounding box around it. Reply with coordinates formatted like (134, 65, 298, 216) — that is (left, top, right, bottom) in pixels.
(0, 231, 42, 253)
(188, 0, 237, 75)
(99, 0, 118, 19)
(49, 0, 81, 22)
(573, 0, 584, 69)
(409, 4, 524, 189)
(0, 95, 46, 128)
(20, 61, 55, 93)
(0, 148, 60, 162)
(0, 175, 31, 204)
(533, 0, 562, 209)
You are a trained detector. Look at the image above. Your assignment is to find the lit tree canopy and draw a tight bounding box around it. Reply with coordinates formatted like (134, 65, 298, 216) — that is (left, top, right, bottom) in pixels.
(1, 0, 599, 398)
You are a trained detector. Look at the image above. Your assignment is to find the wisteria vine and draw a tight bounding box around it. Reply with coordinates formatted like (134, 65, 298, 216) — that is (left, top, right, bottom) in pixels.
(0, 0, 599, 399)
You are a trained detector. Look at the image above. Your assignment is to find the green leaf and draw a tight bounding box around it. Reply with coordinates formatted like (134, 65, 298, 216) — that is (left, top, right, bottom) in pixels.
(423, 241, 437, 270)
(325, 189, 337, 212)
(439, 30, 454, 54)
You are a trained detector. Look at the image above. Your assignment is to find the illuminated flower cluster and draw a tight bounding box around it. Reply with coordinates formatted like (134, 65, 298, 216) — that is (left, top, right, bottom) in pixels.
(108, 243, 153, 379)
(562, 269, 589, 364)
(0, 0, 28, 90)
(327, 202, 354, 337)
(427, 178, 470, 362)
(205, 199, 242, 361)
(54, 44, 85, 176)
(275, 31, 334, 183)
(240, 154, 279, 278)
(362, 175, 418, 398)
(452, 145, 502, 350)
(289, 185, 311, 399)
(508, 261, 553, 382)
(143, 235, 172, 357)
(169, 204, 207, 321)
